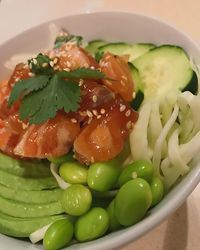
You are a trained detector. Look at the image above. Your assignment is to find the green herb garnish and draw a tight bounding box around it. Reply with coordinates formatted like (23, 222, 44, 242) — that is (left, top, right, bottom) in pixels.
(95, 51, 104, 63)
(8, 54, 105, 125)
(28, 53, 54, 75)
(54, 35, 83, 48)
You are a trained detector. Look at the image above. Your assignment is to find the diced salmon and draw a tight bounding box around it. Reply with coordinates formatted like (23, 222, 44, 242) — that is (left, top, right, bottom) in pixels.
(100, 52, 134, 102)
(57, 44, 99, 70)
(74, 97, 138, 164)
(14, 113, 80, 158)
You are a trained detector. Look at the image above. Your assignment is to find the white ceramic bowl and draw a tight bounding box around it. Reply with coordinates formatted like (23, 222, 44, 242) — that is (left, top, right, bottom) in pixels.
(0, 12, 200, 250)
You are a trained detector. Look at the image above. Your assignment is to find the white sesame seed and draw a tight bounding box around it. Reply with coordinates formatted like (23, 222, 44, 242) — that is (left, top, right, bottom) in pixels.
(15, 77, 20, 82)
(71, 118, 77, 123)
(23, 64, 28, 69)
(66, 61, 71, 68)
(87, 110, 93, 118)
(79, 79, 84, 86)
(92, 110, 98, 116)
(50, 61, 54, 67)
(100, 108, 105, 114)
(105, 55, 111, 60)
(53, 58, 58, 64)
(90, 66, 95, 70)
(87, 117, 93, 124)
(28, 72, 35, 77)
(125, 110, 131, 117)
(132, 92, 136, 99)
(64, 68, 70, 72)
(120, 105, 126, 112)
(91, 157, 95, 163)
(33, 58, 37, 65)
(120, 80, 125, 86)
(54, 65, 59, 71)
(122, 75, 128, 81)
(126, 121, 132, 129)
(97, 115, 101, 119)
(92, 95, 97, 103)
(42, 62, 48, 68)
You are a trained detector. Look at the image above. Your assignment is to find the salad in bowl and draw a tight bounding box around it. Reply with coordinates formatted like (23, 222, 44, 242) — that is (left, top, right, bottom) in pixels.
(0, 12, 199, 250)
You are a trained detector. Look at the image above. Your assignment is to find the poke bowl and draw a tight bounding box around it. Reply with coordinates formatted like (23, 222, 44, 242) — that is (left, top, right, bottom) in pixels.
(0, 11, 200, 250)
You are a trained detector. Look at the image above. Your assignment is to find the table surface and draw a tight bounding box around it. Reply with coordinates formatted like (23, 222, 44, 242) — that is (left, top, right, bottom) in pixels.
(0, 1, 199, 250)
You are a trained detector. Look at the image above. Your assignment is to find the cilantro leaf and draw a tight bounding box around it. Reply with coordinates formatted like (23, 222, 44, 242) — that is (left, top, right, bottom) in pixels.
(54, 35, 83, 48)
(8, 75, 49, 107)
(57, 68, 105, 80)
(28, 54, 54, 75)
(95, 51, 104, 62)
(19, 75, 81, 124)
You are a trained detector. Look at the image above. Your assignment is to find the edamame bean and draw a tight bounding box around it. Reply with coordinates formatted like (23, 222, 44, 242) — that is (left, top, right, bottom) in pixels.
(115, 178, 152, 226)
(150, 176, 164, 207)
(107, 200, 121, 232)
(59, 162, 88, 184)
(87, 159, 121, 192)
(43, 218, 73, 250)
(48, 151, 74, 165)
(61, 185, 92, 216)
(75, 207, 109, 242)
(118, 160, 154, 187)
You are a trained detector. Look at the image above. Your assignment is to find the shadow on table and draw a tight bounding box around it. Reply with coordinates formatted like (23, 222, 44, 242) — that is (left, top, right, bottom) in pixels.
(162, 202, 188, 250)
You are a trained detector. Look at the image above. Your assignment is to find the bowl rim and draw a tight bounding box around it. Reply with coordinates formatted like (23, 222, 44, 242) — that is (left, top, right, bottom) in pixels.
(0, 11, 200, 250)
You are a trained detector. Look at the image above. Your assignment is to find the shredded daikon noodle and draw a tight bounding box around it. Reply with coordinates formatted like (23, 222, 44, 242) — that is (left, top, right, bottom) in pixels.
(50, 163, 70, 190)
(129, 65, 200, 190)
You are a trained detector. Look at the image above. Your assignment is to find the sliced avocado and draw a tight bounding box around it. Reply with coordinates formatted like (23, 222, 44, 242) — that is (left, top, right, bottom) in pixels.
(0, 183, 63, 204)
(0, 212, 66, 237)
(0, 152, 51, 177)
(0, 195, 64, 218)
(0, 169, 58, 191)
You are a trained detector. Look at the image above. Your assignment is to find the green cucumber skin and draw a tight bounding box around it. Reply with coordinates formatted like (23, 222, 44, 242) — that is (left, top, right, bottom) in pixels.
(0, 183, 62, 204)
(0, 169, 58, 191)
(0, 213, 66, 238)
(0, 152, 51, 178)
(182, 70, 198, 94)
(98, 42, 155, 61)
(133, 45, 195, 99)
(0, 195, 64, 218)
(85, 40, 107, 55)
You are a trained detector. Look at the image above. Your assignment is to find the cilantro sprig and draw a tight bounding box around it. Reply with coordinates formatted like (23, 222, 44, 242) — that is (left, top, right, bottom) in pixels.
(8, 54, 105, 124)
(54, 34, 83, 48)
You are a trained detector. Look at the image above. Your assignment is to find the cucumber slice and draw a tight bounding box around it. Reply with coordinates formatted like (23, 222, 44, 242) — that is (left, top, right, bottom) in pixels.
(128, 62, 142, 92)
(85, 40, 107, 55)
(129, 43, 155, 61)
(133, 45, 196, 100)
(98, 42, 155, 61)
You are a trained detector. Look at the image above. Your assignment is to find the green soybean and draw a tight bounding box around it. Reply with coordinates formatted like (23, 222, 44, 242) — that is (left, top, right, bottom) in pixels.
(107, 200, 121, 232)
(115, 178, 152, 226)
(59, 162, 88, 184)
(48, 151, 74, 165)
(75, 207, 109, 242)
(87, 159, 121, 192)
(150, 176, 164, 207)
(61, 185, 92, 216)
(118, 160, 154, 187)
(43, 218, 73, 250)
